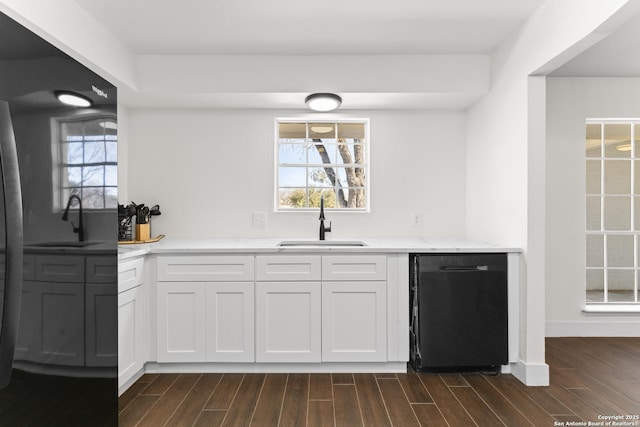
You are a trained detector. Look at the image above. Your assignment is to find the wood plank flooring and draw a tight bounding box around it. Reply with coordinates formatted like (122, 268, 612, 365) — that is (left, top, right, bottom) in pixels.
(119, 337, 640, 426)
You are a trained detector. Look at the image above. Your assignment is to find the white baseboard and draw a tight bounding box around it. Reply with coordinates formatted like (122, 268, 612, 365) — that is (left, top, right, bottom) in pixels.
(143, 362, 408, 374)
(546, 321, 640, 337)
(119, 368, 145, 396)
(510, 360, 549, 386)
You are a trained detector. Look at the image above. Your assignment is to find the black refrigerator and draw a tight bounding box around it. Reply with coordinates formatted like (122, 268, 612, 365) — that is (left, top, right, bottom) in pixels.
(0, 12, 118, 426)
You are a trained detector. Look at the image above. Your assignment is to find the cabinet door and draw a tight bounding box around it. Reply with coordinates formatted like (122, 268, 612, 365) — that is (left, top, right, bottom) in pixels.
(86, 283, 118, 367)
(157, 282, 206, 362)
(205, 283, 254, 362)
(322, 281, 387, 362)
(118, 284, 146, 389)
(256, 282, 321, 363)
(36, 282, 85, 366)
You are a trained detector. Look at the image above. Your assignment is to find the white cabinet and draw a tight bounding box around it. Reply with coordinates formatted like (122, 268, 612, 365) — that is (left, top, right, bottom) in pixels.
(156, 255, 254, 363)
(157, 282, 207, 362)
(118, 257, 147, 390)
(322, 255, 386, 281)
(322, 255, 387, 362)
(322, 281, 387, 362)
(154, 253, 391, 365)
(255, 281, 321, 363)
(255, 254, 387, 363)
(255, 255, 322, 363)
(157, 255, 254, 282)
(206, 282, 254, 362)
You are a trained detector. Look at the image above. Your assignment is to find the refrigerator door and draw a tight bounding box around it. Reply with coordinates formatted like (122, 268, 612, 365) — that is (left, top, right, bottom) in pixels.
(0, 101, 24, 389)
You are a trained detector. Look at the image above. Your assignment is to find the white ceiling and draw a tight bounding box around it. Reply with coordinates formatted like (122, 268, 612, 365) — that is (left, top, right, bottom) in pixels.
(72, 0, 546, 55)
(66, 0, 640, 109)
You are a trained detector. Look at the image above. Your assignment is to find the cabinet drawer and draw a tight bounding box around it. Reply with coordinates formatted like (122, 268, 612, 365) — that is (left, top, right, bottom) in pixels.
(87, 256, 118, 284)
(322, 255, 387, 281)
(118, 257, 145, 293)
(35, 255, 84, 283)
(256, 255, 321, 281)
(157, 255, 254, 282)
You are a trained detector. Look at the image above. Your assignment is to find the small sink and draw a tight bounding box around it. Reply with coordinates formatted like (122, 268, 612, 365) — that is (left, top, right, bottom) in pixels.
(278, 240, 367, 247)
(26, 241, 100, 248)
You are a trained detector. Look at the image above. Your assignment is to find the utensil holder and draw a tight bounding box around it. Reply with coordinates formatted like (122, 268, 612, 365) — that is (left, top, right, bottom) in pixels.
(136, 223, 150, 241)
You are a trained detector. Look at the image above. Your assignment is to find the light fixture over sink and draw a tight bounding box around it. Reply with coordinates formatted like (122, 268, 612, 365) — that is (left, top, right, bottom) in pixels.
(305, 93, 342, 112)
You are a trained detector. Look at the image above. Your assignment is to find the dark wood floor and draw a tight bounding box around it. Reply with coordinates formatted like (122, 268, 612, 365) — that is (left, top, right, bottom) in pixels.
(119, 337, 640, 426)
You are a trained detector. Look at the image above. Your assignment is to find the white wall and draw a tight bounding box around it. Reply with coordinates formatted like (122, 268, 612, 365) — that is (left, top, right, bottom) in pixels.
(126, 109, 467, 239)
(465, 0, 638, 386)
(546, 77, 640, 336)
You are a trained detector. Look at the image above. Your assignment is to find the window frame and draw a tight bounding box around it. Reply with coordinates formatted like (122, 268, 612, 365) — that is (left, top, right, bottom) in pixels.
(53, 113, 118, 212)
(274, 118, 370, 212)
(585, 119, 640, 308)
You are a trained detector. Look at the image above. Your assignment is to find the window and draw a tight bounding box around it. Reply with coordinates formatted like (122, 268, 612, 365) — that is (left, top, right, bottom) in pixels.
(276, 119, 368, 211)
(57, 115, 117, 210)
(585, 120, 639, 305)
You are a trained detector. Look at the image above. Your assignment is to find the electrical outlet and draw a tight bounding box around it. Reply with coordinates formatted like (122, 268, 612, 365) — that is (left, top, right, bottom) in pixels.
(411, 212, 423, 226)
(253, 212, 267, 227)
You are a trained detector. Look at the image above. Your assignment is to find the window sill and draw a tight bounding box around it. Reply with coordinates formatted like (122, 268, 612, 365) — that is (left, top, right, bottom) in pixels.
(583, 304, 640, 314)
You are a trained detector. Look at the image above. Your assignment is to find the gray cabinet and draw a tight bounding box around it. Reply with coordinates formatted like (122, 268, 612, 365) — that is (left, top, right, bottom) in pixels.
(85, 255, 118, 367)
(15, 253, 117, 368)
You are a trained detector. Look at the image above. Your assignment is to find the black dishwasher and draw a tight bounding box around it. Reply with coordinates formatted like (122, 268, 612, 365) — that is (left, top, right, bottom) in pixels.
(410, 253, 508, 372)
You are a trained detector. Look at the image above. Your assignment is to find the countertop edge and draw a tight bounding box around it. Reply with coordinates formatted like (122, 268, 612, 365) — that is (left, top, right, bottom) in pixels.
(118, 238, 522, 260)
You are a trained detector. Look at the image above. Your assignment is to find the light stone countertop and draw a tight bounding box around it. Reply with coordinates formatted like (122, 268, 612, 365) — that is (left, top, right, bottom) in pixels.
(118, 237, 521, 261)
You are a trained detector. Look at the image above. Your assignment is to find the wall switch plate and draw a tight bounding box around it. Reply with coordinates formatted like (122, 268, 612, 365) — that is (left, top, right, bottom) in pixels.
(253, 212, 267, 227)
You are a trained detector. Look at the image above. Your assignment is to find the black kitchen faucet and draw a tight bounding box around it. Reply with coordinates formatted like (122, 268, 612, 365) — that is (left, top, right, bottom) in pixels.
(319, 196, 331, 240)
(62, 194, 84, 242)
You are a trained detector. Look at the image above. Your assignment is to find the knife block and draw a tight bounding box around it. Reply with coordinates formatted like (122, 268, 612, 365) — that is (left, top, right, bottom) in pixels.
(135, 223, 150, 241)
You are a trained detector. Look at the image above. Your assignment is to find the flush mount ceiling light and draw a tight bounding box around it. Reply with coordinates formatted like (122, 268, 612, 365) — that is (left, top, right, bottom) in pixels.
(305, 93, 342, 112)
(55, 90, 93, 108)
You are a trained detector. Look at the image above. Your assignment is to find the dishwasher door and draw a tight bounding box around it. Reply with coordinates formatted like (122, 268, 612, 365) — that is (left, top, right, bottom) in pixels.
(410, 253, 508, 372)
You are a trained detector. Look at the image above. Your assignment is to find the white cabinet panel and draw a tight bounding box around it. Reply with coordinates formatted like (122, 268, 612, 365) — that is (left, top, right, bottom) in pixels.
(118, 256, 148, 393)
(157, 282, 206, 362)
(118, 257, 145, 293)
(256, 282, 321, 363)
(206, 283, 254, 362)
(256, 255, 321, 281)
(322, 255, 387, 281)
(322, 281, 387, 362)
(118, 285, 146, 387)
(157, 256, 254, 282)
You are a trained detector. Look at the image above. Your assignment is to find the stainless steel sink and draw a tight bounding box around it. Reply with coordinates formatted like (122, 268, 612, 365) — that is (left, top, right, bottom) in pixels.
(277, 240, 367, 247)
(26, 241, 100, 248)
